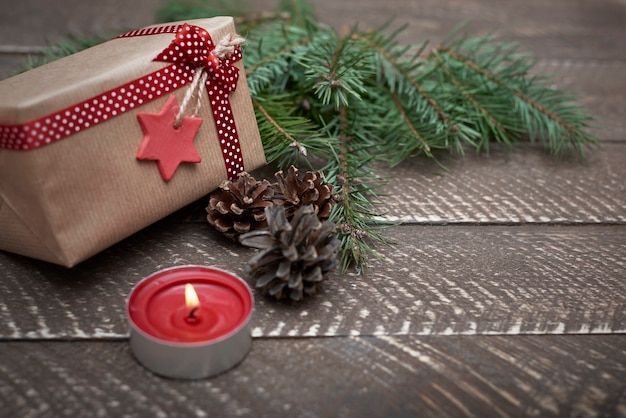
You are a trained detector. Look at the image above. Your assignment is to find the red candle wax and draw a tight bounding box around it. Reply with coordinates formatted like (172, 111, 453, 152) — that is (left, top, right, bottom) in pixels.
(128, 265, 253, 344)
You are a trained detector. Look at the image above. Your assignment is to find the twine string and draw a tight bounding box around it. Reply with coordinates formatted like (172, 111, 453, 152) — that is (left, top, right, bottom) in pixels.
(212, 34, 246, 59)
(174, 69, 207, 128)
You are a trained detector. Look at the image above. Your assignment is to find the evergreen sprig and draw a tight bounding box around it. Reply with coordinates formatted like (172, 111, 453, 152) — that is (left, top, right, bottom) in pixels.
(19, 0, 598, 273)
(252, 95, 329, 167)
(430, 35, 596, 156)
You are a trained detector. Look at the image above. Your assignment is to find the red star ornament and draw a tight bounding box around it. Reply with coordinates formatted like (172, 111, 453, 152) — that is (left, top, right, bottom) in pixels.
(136, 95, 203, 182)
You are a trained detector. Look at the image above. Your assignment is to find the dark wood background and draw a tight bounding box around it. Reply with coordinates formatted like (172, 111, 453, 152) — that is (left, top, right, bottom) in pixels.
(1, 0, 625, 416)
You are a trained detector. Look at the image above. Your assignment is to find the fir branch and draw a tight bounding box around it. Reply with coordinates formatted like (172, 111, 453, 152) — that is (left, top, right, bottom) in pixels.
(326, 105, 390, 273)
(235, 11, 293, 32)
(155, 0, 251, 23)
(156, 0, 294, 34)
(354, 30, 454, 129)
(434, 40, 597, 155)
(245, 35, 312, 78)
(298, 29, 370, 109)
(244, 23, 314, 96)
(276, 0, 318, 32)
(373, 87, 450, 165)
(338, 106, 351, 176)
(252, 97, 328, 167)
(431, 49, 508, 148)
(390, 90, 432, 154)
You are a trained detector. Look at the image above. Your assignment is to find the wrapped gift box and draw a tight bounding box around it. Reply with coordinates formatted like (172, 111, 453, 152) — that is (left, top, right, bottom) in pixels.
(0, 17, 265, 267)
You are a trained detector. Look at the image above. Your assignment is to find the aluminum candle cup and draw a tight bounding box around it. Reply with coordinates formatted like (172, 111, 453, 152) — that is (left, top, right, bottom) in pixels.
(127, 265, 254, 379)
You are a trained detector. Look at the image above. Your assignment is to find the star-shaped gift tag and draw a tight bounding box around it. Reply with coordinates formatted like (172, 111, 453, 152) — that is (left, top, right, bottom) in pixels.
(136, 95, 203, 182)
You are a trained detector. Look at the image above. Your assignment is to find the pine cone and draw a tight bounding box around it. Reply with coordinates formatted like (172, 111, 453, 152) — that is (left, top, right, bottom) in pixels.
(239, 205, 340, 301)
(206, 172, 274, 240)
(272, 165, 334, 221)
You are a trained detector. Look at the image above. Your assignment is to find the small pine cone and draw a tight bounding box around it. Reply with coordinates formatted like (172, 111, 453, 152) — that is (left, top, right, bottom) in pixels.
(206, 172, 274, 240)
(272, 165, 334, 221)
(239, 205, 340, 301)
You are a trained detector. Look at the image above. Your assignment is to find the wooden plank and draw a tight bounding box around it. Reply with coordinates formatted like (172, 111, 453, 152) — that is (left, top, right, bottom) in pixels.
(2, 0, 621, 62)
(2, 0, 626, 78)
(311, 0, 626, 61)
(168, 143, 626, 224)
(1, 224, 624, 339)
(0, 0, 159, 46)
(0, 2, 622, 416)
(1, 335, 624, 417)
(381, 143, 626, 224)
(2, 0, 623, 56)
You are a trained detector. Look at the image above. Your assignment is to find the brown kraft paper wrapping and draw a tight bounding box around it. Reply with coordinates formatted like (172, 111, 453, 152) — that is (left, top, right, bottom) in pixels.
(0, 17, 266, 267)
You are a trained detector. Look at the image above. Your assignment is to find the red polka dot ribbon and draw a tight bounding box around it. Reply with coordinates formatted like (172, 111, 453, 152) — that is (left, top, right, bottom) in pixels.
(154, 23, 244, 179)
(0, 23, 245, 180)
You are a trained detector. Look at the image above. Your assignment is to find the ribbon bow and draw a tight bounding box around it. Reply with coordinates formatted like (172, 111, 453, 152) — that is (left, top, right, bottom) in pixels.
(153, 23, 245, 180)
(154, 23, 241, 94)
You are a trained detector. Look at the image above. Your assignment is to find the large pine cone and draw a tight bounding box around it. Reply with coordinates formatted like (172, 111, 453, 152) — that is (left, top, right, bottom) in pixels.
(206, 172, 274, 240)
(239, 205, 340, 301)
(272, 166, 334, 221)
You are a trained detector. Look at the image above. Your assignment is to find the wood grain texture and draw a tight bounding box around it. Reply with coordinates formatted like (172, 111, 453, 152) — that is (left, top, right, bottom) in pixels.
(381, 144, 626, 224)
(166, 142, 626, 225)
(1, 0, 623, 58)
(1, 335, 624, 417)
(258, 0, 626, 64)
(1, 223, 624, 339)
(167, 144, 626, 225)
(314, 0, 626, 60)
(2, 0, 626, 77)
(0, 1, 625, 417)
(0, 0, 159, 46)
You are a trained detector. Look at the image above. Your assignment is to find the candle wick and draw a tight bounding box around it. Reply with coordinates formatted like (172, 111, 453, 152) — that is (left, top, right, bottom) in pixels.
(188, 307, 198, 319)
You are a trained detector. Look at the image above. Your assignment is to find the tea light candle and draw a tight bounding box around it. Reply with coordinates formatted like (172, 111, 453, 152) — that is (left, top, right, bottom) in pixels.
(127, 265, 254, 379)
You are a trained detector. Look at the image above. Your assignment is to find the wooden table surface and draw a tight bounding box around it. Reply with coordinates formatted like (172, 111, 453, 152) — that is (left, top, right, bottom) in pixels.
(1, 0, 625, 417)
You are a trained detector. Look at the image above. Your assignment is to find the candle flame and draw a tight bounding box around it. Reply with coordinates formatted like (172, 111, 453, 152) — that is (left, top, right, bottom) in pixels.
(185, 283, 200, 309)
